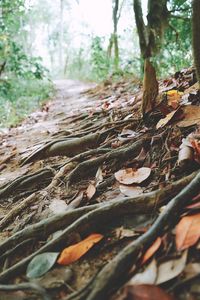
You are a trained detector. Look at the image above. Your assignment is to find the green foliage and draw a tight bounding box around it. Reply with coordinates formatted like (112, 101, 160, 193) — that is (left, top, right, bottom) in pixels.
(0, 78, 54, 127)
(0, 0, 53, 128)
(90, 37, 111, 81)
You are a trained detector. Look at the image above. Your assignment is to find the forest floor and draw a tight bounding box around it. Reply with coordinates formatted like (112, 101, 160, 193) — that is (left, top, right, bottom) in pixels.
(0, 72, 200, 300)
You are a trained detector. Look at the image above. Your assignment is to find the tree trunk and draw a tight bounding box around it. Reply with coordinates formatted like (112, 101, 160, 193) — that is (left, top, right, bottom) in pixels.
(133, 0, 147, 59)
(192, 0, 200, 85)
(142, 58, 158, 116)
(59, 0, 64, 75)
(113, 0, 120, 71)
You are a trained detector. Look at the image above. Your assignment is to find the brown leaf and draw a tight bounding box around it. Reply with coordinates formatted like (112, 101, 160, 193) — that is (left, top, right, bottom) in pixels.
(57, 233, 103, 265)
(142, 237, 162, 264)
(177, 105, 200, 127)
(176, 213, 200, 250)
(86, 183, 96, 200)
(156, 108, 180, 129)
(123, 284, 174, 300)
(119, 185, 143, 197)
(115, 167, 151, 185)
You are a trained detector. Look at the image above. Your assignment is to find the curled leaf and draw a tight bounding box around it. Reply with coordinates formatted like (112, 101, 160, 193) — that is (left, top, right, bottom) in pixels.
(119, 185, 143, 197)
(156, 109, 180, 129)
(57, 233, 103, 265)
(115, 167, 151, 185)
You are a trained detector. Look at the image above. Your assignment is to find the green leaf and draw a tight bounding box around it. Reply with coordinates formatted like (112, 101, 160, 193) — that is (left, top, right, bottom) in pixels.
(26, 252, 59, 279)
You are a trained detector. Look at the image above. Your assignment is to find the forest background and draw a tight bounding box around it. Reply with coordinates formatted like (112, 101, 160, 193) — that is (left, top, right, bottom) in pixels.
(0, 0, 191, 127)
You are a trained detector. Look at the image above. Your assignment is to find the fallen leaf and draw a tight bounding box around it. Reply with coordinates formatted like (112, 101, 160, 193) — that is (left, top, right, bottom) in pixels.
(191, 138, 200, 156)
(57, 233, 103, 265)
(156, 108, 180, 129)
(31, 267, 73, 289)
(119, 185, 143, 197)
(176, 213, 200, 250)
(49, 200, 68, 214)
(68, 191, 84, 209)
(183, 262, 200, 280)
(177, 105, 200, 127)
(142, 237, 162, 264)
(156, 250, 188, 284)
(166, 90, 183, 109)
(123, 284, 174, 300)
(115, 227, 137, 239)
(128, 260, 157, 285)
(118, 129, 139, 141)
(115, 167, 151, 185)
(86, 183, 96, 200)
(95, 167, 103, 185)
(26, 252, 59, 278)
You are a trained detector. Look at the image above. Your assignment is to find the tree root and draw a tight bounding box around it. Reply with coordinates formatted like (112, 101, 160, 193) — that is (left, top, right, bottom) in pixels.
(22, 132, 101, 165)
(0, 170, 197, 283)
(0, 282, 51, 300)
(78, 171, 200, 300)
(0, 191, 48, 230)
(0, 168, 54, 200)
(66, 138, 148, 185)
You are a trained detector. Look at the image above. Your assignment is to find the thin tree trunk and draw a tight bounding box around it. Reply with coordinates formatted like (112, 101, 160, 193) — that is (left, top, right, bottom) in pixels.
(192, 0, 200, 85)
(59, 0, 64, 75)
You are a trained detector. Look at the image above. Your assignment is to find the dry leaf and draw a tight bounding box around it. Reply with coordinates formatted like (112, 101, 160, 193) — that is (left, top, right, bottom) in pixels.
(177, 105, 200, 127)
(183, 263, 200, 280)
(156, 109, 180, 129)
(124, 284, 174, 300)
(57, 233, 103, 265)
(115, 227, 137, 239)
(176, 213, 200, 250)
(166, 90, 183, 109)
(156, 250, 188, 284)
(191, 138, 200, 156)
(49, 200, 68, 214)
(95, 167, 103, 185)
(86, 183, 96, 200)
(115, 167, 151, 185)
(142, 237, 162, 264)
(119, 185, 143, 197)
(128, 260, 157, 285)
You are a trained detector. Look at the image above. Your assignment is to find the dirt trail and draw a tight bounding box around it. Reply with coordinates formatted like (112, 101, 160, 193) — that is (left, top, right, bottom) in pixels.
(0, 80, 95, 186)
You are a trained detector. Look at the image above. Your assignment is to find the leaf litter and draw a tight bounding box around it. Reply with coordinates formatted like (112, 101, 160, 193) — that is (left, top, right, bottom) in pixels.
(1, 69, 200, 299)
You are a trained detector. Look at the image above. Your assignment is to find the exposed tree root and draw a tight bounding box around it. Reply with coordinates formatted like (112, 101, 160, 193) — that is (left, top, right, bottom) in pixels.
(0, 282, 51, 300)
(75, 171, 200, 300)
(66, 138, 148, 185)
(0, 168, 54, 199)
(0, 191, 48, 230)
(0, 170, 197, 283)
(22, 132, 101, 165)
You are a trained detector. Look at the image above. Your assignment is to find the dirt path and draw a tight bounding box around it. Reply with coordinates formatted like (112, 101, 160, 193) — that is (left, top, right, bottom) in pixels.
(0, 80, 95, 186)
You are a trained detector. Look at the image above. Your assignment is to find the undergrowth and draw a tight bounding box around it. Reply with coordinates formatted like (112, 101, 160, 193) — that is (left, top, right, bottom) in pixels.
(0, 78, 54, 128)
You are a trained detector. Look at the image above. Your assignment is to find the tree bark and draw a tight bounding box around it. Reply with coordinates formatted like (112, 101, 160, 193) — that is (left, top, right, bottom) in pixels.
(192, 0, 200, 85)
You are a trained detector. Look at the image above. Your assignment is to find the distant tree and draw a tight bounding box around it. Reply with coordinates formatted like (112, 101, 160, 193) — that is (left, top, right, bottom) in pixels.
(108, 0, 124, 71)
